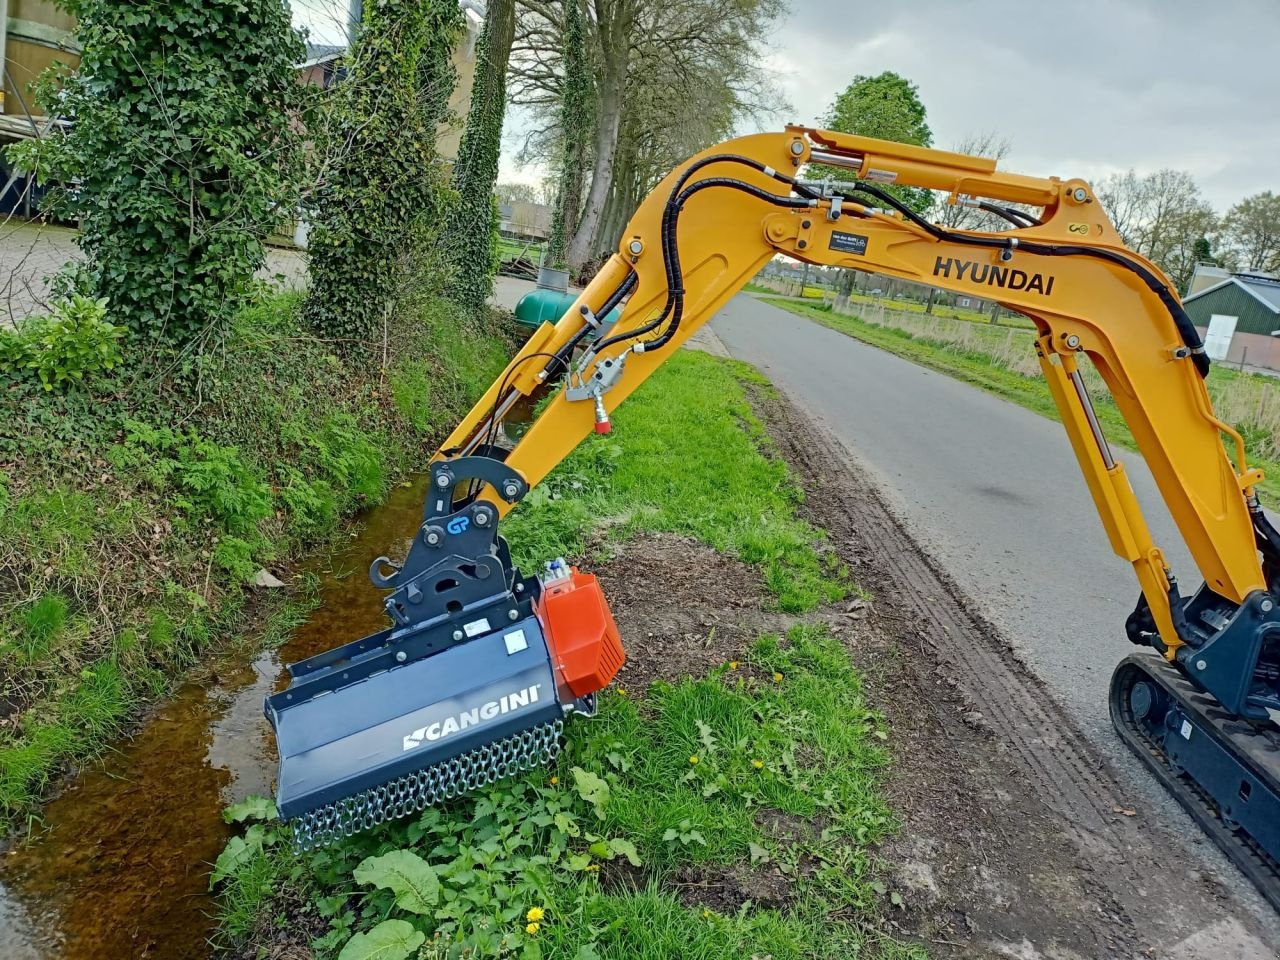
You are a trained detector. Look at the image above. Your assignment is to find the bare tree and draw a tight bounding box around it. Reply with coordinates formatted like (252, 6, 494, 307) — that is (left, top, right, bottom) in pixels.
(511, 0, 785, 274)
(929, 131, 1014, 231)
(1221, 191, 1280, 274)
(494, 181, 543, 205)
(1096, 168, 1218, 292)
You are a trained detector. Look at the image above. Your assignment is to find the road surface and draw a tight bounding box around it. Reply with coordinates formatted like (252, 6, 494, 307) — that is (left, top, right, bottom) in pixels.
(710, 291, 1276, 921)
(0, 220, 306, 326)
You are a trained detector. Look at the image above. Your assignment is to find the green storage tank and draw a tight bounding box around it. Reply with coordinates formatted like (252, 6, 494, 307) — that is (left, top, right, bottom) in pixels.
(513, 287, 622, 335)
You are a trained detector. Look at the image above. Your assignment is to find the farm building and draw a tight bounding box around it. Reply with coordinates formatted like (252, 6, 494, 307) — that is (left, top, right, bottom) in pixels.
(1184, 271, 1280, 371)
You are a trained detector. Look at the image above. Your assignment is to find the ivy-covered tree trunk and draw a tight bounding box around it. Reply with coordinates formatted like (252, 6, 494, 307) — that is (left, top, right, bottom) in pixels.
(9, 0, 304, 349)
(442, 0, 516, 311)
(546, 0, 593, 272)
(303, 0, 462, 346)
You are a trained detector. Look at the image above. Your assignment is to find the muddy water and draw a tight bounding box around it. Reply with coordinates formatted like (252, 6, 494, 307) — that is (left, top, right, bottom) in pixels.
(0, 478, 428, 960)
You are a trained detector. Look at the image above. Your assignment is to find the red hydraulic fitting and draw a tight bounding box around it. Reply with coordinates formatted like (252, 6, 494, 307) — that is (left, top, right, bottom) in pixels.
(593, 395, 612, 434)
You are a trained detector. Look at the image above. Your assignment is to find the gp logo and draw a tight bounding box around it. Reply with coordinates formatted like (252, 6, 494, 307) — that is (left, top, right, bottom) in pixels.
(446, 516, 470, 535)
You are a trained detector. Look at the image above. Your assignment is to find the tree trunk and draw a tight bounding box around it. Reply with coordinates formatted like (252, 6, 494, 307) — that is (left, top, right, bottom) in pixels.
(442, 0, 516, 310)
(566, 0, 634, 273)
(597, 142, 639, 254)
(567, 70, 624, 271)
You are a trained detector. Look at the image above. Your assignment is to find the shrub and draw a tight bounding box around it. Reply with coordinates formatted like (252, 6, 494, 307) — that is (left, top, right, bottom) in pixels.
(6, 0, 305, 348)
(0, 296, 125, 391)
(303, 0, 461, 345)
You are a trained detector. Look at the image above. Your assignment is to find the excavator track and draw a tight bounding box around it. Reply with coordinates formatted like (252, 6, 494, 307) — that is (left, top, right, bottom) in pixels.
(1110, 652, 1280, 909)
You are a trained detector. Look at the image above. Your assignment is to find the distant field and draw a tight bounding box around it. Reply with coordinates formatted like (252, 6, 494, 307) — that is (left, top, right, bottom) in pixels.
(747, 277, 1036, 329)
(498, 237, 544, 263)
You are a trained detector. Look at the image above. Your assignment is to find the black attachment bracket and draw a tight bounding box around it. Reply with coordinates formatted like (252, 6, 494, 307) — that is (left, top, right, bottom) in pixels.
(369, 457, 529, 629)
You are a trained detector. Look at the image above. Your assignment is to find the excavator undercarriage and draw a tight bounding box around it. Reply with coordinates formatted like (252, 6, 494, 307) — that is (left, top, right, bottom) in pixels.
(265, 124, 1280, 909)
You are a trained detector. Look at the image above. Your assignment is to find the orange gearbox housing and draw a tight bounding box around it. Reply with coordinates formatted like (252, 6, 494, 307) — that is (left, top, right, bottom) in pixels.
(535, 568, 625, 698)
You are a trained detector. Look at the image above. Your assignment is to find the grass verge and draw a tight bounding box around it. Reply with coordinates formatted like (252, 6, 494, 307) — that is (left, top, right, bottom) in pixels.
(763, 296, 1280, 503)
(213, 351, 920, 959)
(502, 351, 848, 612)
(0, 291, 515, 827)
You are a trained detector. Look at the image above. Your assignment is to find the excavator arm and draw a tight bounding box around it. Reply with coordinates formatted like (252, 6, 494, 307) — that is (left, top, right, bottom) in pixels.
(268, 128, 1280, 905)
(438, 126, 1269, 663)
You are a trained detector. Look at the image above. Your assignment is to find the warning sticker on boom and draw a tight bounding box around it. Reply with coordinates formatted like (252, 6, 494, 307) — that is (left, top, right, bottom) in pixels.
(829, 231, 869, 256)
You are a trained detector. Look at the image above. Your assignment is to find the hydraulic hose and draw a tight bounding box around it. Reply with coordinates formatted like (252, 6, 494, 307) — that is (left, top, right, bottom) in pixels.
(594, 154, 819, 354)
(845, 182, 1210, 378)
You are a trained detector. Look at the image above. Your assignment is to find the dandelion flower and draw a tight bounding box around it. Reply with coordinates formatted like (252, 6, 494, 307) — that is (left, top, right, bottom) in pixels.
(752, 759, 764, 769)
(548, 776, 558, 786)
(772, 671, 783, 683)
(585, 863, 600, 872)
(689, 755, 699, 765)
(728, 661, 738, 670)
(526, 922, 541, 935)
(526, 907, 545, 923)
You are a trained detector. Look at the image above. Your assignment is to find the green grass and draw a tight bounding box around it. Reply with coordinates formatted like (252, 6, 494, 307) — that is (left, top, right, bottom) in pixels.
(764, 296, 1280, 504)
(212, 351, 917, 958)
(744, 280, 1032, 327)
(215, 627, 922, 960)
(503, 351, 848, 613)
(499, 237, 545, 264)
(0, 291, 516, 828)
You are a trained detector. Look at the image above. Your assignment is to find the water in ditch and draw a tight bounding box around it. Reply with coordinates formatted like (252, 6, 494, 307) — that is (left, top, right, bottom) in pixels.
(0, 477, 429, 959)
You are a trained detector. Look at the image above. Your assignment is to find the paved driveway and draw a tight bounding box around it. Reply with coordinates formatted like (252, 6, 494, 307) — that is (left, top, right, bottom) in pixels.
(0, 220, 306, 326)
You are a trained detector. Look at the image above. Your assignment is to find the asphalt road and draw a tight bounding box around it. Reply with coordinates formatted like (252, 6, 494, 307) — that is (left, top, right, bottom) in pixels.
(709, 292, 1280, 916)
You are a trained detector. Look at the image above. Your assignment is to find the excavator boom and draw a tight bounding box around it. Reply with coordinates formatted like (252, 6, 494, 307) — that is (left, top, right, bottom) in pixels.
(267, 128, 1280, 906)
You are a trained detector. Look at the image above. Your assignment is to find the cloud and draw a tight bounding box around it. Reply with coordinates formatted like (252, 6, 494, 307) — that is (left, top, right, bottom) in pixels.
(764, 0, 1279, 209)
(292, 0, 1277, 209)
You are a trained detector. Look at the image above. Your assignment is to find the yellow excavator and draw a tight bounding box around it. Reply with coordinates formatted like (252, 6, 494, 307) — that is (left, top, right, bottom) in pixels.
(264, 127, 1280, 907)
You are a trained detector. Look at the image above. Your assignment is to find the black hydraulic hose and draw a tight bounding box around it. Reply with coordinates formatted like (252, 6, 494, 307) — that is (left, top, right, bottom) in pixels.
(552, 270, 638, 367)
(594, 154, 818, 354)
(476, 271, 641, 453)
(638, 177, 816, 353)
(978, 200, 1040, 228)
(845, 182, 1210, 378)
(1252, 505, 1280, 563)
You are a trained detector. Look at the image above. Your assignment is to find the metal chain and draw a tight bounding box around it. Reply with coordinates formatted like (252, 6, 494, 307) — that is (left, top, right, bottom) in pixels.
(290, 720, 564, 852)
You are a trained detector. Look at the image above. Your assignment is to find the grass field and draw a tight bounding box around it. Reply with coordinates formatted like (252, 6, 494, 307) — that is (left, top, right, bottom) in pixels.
(213, 352, 924, 960)
(499, 237, 545, 263)
(763, 297, 1280, 503)
(746, 278, 1033, 327)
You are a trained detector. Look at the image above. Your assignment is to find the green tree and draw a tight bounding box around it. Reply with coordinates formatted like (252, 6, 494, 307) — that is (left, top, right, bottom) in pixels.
(303, 0, 462, 346)
(443, 0, 517, 311)
(1222, 191, 1280, 274)
(8, 0, 304, 350)
(545, 0, 593, 272)
(812, 71, 933, 214)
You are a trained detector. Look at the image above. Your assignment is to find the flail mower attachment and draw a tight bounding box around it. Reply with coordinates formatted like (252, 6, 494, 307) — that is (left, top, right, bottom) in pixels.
(265, 456, 624, 850)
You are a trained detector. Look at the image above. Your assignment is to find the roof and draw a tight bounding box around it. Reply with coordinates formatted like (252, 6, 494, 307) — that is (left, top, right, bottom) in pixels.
(299, 43, 346, 69)
(1184, 274, 1280, 314)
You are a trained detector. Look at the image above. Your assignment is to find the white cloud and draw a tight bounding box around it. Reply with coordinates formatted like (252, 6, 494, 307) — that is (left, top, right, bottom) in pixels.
(292, 0, 1279, 210)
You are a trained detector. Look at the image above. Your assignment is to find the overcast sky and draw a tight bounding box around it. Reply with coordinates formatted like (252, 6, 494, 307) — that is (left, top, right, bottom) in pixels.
(293, 0, 1280, 211)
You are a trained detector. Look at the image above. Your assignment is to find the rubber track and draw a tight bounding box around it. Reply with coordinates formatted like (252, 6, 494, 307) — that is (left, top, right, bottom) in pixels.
(762, 395, 1152, 844)
(1111, 652, 1280, 909)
